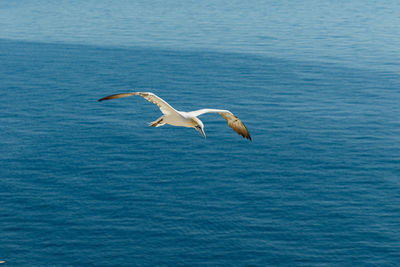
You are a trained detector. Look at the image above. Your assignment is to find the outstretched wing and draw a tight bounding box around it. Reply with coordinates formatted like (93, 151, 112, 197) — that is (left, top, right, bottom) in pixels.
(98, 92, 177, 115)
(188, 109, 251, 140)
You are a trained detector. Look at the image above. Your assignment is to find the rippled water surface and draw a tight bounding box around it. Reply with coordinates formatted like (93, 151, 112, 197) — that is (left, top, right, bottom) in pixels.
(1, 1, 400, 266)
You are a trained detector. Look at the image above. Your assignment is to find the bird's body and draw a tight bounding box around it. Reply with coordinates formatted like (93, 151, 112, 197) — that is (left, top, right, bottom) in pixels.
(153, 111, 193, 128)
(98, 92, 251, 140)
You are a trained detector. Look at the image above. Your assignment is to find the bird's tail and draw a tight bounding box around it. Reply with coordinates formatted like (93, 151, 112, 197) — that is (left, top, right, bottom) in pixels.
(149, 116, 165, 127)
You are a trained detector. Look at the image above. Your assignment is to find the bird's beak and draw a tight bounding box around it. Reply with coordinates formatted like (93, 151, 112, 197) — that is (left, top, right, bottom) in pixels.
(195, 126, 206, 139)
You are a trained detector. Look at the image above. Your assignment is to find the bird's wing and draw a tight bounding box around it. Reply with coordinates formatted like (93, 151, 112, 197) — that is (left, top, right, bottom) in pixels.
(98, 92, 177, 115)
(188, 109, 251, 140)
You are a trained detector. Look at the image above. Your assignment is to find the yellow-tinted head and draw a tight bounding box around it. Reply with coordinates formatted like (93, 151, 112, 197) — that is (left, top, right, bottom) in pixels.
(191, 117, 206, 138)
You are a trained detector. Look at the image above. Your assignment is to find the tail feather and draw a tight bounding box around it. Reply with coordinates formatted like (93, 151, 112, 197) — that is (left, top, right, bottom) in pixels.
(149, 116, 165, 127)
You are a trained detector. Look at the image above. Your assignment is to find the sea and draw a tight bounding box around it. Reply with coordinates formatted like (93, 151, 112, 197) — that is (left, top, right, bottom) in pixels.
(1, 0, 400, 266)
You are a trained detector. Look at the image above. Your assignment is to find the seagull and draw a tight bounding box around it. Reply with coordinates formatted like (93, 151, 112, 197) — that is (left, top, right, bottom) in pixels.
(98, 92, 251, 140)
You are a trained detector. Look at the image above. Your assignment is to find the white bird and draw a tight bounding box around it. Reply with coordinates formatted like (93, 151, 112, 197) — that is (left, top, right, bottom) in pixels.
(98, 92, 251, 140)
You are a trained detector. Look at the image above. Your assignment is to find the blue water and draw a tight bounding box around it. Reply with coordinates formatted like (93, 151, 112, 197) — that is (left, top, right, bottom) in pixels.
(1, 1, 400, 266)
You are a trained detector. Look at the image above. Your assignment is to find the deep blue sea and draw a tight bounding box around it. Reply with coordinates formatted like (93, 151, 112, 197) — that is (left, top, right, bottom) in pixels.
(1, 1, 400, 266)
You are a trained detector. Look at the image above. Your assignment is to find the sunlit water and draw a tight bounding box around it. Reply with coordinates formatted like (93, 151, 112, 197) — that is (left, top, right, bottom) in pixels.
(1, 1, 400, 266)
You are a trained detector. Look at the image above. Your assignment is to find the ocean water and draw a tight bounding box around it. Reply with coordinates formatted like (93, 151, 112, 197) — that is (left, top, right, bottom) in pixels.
(1, 1, 400, 266)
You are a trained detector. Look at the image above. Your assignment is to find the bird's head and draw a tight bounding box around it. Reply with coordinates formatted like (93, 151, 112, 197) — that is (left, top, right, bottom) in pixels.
(192, 117, 206, 139)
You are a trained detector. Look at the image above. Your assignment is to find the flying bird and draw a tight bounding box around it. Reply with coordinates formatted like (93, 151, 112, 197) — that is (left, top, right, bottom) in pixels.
(98, 92, 251, 140)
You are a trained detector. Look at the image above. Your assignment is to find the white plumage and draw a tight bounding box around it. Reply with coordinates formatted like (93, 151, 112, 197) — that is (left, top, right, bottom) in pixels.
(98, 92, 251, 140)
